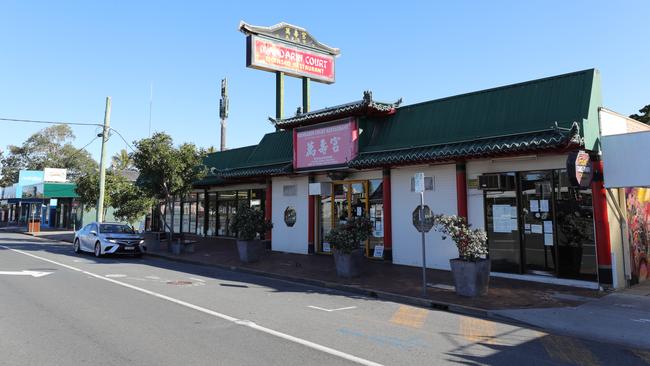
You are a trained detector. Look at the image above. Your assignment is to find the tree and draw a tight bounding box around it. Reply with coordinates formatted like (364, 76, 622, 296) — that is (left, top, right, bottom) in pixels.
(112, 183, 154, 225)
(131, 132, 206, 240)
(630, 104, 650, 125)
(111, 149, 133, 171)
(75, 170, 123, 219)
(0, 124, 97, 185)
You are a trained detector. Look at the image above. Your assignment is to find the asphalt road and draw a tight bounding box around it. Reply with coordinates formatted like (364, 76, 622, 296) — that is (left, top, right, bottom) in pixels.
(0, 232, 648, 366)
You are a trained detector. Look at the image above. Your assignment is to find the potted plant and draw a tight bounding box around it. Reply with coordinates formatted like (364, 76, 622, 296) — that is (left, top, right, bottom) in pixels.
(229, 204, 273, 263)
(557, 212, 589, 277)
(325, 217, 372, 278)
(433, 214, 489, 297)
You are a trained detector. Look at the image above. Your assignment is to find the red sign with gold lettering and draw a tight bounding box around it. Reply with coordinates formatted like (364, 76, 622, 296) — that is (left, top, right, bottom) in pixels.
(247, 35, 335, 84)
(294, 118, 357, 170)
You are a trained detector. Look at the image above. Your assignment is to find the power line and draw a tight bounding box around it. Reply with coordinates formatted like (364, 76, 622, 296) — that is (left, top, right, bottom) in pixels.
(0, 117, 103, 127)
(109, 128, 136, 152)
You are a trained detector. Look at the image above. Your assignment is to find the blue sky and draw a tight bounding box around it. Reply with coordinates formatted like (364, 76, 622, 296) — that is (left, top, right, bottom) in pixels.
(1, 1, 648, 161)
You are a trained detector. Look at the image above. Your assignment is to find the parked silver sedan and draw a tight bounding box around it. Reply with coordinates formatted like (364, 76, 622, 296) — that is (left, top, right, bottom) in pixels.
(73, 222, 145, 257)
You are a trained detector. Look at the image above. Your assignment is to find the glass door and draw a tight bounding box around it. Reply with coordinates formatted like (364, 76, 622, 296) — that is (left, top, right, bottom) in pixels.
(485, 182, 521, 273)
(520, 171, 556, 275)
(318, 181, 375, 257)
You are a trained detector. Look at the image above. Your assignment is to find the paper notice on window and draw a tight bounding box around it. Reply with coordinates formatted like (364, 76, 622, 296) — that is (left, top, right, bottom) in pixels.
(510, 218, 518, 231)
(510, 206, 518, 218)
(493, 204, 514, 233)
(323, 242, 331, 253)
(540, 199, 550, 213)
(544, 233, 554, 246)
(531, 224, 543, 234)
(543, 221, 553, 233)
(525, 224, 531, 231)
(530, 200, 539, 212)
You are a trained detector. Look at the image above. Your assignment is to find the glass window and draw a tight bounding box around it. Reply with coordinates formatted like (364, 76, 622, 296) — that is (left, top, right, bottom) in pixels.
(368, 179, 384, 258)
(173, 198, 181, 233)
(554, 169, 597, 281)
(197, 193, 205, 235)
(207, 193, 217, 236)
(100, 224, 135, 234)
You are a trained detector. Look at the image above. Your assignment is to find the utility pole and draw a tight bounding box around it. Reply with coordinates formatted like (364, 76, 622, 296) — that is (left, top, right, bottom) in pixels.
(219, 78, 229, 151)
(96, 96, 111, 222)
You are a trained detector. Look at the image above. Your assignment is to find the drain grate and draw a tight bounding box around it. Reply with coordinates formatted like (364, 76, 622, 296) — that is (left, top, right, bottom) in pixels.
(167, 280, 193, 286)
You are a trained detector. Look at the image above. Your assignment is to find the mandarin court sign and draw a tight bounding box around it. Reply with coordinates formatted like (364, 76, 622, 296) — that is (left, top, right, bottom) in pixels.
(240, 22, 340, 84)
(294, 118, 358, 170)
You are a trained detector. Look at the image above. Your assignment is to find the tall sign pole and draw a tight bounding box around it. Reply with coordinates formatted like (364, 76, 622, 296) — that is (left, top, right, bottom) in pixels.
(97, 96, 111, 223)
(239, 22, 340, 121)
(219, 78, 229, 151)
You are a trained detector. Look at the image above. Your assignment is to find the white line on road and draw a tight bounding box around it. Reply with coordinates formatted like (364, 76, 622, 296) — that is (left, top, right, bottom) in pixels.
(0, 245, 383, 366)
(0, 270, 52, 278)
(308, 306, 357, 312)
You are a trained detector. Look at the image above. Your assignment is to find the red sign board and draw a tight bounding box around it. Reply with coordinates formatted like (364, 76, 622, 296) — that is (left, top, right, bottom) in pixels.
(566, 150, 593, 188)
(247, 35, 335, 84)
(294, 118, 358, 170)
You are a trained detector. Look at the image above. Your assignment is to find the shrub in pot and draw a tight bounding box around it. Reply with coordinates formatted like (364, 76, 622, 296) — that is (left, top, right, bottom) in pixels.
(325, 217, 372, 278)
(229, 204, 273, 263)
(432, 214, 489, 297)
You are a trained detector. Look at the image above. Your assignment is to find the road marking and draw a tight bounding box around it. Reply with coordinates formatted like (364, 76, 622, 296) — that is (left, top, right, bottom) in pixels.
(632, 318, 650, 323)
(145, 275, 161, 280)
(0, 245, 383, 366)
(105, 274, 127, 278)
(540, 335, 600, 366)
(459, 317, 498, 345)
(308, 306, 357, 312)
(0, 270, 52, 278)
(189, 277, 206, 282)
(390, 305, 428, 328)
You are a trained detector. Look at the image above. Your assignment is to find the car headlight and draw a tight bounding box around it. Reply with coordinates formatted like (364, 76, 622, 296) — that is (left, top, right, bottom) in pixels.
(107, 239, 117, 243)
(139, 240, 145, 244)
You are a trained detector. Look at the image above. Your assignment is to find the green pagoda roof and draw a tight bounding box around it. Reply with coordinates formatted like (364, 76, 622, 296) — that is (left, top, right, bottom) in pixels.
(350, 123, 581, 169)
(270, 91, 402, 129)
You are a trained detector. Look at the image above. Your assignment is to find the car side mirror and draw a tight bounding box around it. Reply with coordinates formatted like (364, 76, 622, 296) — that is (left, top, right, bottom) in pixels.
(90, 230, 97, 236)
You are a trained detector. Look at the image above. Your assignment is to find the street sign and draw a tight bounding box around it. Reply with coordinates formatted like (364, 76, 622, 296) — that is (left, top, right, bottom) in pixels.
(414, 172, 425, 193)
(412, 205, 434, 233)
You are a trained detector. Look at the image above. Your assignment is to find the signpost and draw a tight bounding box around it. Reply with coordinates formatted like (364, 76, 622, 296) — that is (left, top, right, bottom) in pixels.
(240, 22, 340, 119)
(414, 172, 427, 296)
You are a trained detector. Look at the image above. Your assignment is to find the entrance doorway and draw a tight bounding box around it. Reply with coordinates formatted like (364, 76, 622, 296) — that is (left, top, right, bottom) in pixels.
(316, 179, 385, 258)
(484, 169, 598, 281)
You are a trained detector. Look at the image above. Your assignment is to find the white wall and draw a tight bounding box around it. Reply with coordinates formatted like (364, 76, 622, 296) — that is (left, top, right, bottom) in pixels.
(466, 155, 567, 231)
(206, 183, 266, 192)
(600, 108, 650, 136)
(271, 176, 309, 254)
(390, 164, 458, 270)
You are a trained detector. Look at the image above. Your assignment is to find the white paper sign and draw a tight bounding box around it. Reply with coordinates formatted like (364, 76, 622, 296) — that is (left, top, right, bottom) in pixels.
(510, 206, 518, 218)
(543, 221, 553, 233)
(540, 199, 550, 213)
(544, 233, 554, 246)
(531, 224, 543, 234)
(492, 204, 513, 233)
(356, 207, 362, 216)
(323, 242, 331, 253)
(414, 172, 425, 193)
(530, 200, 539, 212)
(510, 218, 518, 231)
(373, 245, 384, 258)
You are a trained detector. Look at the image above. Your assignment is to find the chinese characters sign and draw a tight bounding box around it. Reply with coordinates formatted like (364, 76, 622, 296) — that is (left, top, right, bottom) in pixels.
(294, 118, 358, 170)
(247, 35, 335, 84)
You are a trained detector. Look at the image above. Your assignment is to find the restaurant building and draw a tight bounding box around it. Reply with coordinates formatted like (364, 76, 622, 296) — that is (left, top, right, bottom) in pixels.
(171, 69, 641, 289)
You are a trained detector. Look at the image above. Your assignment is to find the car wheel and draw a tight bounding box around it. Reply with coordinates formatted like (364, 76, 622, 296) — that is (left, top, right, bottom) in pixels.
(94, 242, 102, 258)
(73, 239, 81, 254)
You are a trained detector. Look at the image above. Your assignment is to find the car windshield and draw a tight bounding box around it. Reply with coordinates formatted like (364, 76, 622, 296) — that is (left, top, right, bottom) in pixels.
(100, 224, 135, 234)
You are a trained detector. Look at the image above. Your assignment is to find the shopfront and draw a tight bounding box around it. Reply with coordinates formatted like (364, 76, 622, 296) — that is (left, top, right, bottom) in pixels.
(482, 169, 597, 281)
(196, 69, 628, 287)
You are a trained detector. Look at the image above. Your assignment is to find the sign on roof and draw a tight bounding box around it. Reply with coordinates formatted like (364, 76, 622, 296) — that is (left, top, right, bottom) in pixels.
(240, 22, 339, 84)
(293, 118, 358, 170)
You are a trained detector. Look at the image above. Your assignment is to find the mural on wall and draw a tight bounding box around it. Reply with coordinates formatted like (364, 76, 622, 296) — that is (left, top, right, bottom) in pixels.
(627, 187, 650, 283)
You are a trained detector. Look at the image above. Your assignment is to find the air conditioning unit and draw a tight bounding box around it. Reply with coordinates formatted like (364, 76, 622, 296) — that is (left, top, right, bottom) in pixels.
(478, 174, 515, 190)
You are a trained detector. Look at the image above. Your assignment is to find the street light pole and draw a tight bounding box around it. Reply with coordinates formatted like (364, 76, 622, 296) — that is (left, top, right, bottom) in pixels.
(96, 96, 111, 223)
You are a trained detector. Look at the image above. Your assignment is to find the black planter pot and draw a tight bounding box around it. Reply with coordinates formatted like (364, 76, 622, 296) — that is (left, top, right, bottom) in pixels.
(333, 249, 363, 278)
(237, 239, 265, 263)
(449, 258, 490, 297)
